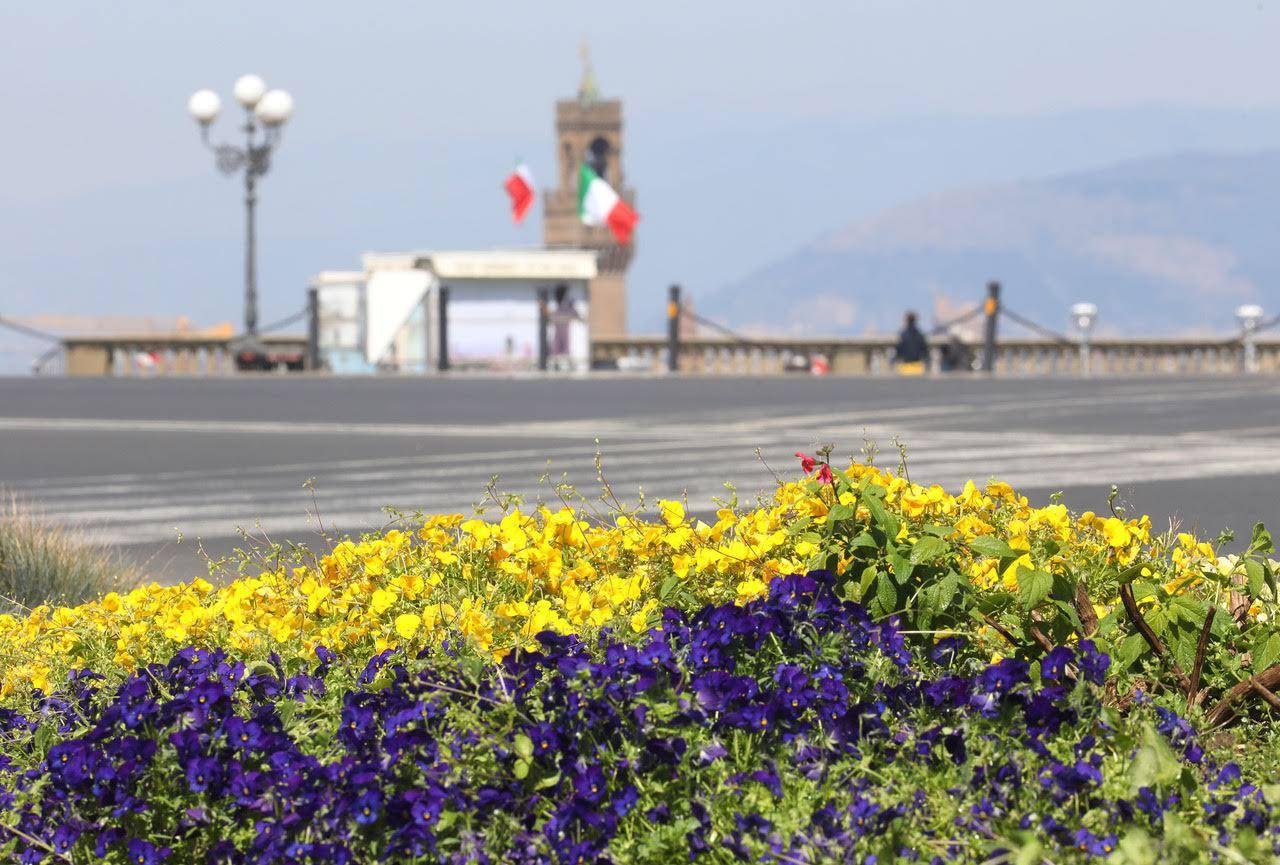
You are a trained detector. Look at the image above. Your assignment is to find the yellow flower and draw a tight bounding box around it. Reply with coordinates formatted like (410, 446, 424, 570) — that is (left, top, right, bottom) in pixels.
(394, 613, 421, 640)
(735, 577, 768, 604)
(1101, 518, 1132, 549)
(370, 589, 397, 615)
(658, 499, 686, 528)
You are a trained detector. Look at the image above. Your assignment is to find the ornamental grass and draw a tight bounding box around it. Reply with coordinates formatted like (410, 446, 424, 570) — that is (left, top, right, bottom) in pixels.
(2, 453, 1280, 863)
(0, 497, 138, 617)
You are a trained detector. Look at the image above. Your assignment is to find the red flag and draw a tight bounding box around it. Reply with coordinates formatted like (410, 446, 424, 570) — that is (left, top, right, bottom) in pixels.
(605, 197, 639, 245)
(504, 164, 535, 223)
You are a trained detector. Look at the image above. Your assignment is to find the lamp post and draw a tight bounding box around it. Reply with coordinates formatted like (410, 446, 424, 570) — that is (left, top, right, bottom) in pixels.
(1070, 302, 1098, 377)
(187, 75, 294, 367)
(1236, 303, 1264, 374)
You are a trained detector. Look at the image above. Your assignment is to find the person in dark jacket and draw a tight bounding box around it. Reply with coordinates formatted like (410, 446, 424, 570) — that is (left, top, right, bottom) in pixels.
(939, 327, 973, 373)
(894, 311, 929, 371)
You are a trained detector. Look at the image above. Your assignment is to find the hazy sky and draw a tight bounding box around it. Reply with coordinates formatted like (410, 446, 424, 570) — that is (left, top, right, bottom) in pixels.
(3, 2, 1280, 345)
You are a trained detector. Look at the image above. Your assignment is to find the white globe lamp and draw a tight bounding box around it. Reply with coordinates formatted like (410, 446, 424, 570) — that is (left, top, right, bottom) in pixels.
(1070, 302, 1098, 333)
(1237, 304, 1264, 331)
(233, 74, 267, 108)
(187, 89, 221, 125)
(254, 89, 294, 126)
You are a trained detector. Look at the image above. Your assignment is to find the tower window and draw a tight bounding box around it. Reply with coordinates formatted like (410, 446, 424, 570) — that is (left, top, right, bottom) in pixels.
(588, 137, 611, 182)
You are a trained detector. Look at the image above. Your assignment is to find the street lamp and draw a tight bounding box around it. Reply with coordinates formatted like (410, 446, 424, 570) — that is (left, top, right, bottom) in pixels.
(1236, 303, 1264, 374)
(1070, 302, 1097, 377)
(188, 74, 294, 366)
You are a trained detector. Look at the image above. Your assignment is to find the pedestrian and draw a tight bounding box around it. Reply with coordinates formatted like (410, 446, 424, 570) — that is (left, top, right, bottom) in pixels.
(893, 311, 929, 375)
(939, 327, 972, 373)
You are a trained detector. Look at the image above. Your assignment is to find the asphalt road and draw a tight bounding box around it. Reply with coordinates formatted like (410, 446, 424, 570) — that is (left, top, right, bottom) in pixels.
(2, 374, 1278, 582)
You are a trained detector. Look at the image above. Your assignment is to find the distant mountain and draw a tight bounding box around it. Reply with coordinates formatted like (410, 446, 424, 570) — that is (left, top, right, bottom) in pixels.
(699, 151, 1280, 337)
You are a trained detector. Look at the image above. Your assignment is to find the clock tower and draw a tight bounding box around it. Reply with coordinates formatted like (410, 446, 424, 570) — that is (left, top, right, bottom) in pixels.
(543, 44, 634, 337)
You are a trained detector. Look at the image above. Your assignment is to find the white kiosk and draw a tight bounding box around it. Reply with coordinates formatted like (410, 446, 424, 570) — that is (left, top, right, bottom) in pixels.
(310, 249, 597, 374)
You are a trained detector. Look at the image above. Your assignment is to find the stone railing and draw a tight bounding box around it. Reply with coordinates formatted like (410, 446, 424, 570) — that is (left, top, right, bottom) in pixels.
(591, 336, 1276, 376)
(60, 335, 309, 377)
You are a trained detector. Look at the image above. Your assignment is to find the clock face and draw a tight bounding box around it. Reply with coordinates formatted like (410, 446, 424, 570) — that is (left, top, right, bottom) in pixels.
(588, 136, 611, 182)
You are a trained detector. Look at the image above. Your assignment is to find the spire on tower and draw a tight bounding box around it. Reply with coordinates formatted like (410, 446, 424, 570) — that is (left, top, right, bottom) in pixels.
(578, 39, 599, 105)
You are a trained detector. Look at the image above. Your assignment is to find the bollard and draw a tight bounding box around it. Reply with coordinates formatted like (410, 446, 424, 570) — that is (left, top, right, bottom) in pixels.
(437, 285, 450, 372)
(536, 287, 550, 372)
(1237, 304, 1264, 374)
(305, 285, 320, 371)
(666, 284, 681, 373)
(981, 281, 1000, 374)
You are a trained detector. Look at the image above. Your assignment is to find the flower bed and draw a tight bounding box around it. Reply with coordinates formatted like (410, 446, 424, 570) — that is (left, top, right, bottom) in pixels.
(2, 455, 1280, 862)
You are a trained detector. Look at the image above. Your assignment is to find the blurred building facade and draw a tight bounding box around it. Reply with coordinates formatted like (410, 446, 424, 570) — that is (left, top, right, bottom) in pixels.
(312, 250, 597, 374)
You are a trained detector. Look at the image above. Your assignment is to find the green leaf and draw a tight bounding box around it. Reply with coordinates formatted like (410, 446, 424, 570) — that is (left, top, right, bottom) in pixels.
(908, 535, 949, 565)
(533, 771, 561, 791)
(887, 548, 914, 582)
(1245, 558, 1266, 599)
(460, 657, 485, 684)
(1252, 522, 1274, 555)
(1116, 829, 1156, 865)
(512, 759, 530, 780)
(875, 571, 898, 616)
(968, 535, 1017, 560)
(1127, 723, 1181, 794)
(1168, 595, 1206, 624)
(659, 574, 680, 600)
(824, 503, 856, 536)
(1013, 839, 1045, 865)
(857, 565, 877, 601)
(863, 493, 899, 539)
(513, 734, 534, 761)
(847, 531, 878, 550)
(1051, 598, 1083, 632)
(935, 571, 961, 610)
(1017, 569, 1053, 611)
(1256, 633, 1280, 673)
(1117, 632, 1147, 669)
(1262, 784, 1280, 806)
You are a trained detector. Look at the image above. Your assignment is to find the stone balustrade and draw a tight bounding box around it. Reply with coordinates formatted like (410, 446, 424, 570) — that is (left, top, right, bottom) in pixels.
(591, 336, 1276, 376)
(49, 333, 1277, 377)
(58, 335, 308, 377)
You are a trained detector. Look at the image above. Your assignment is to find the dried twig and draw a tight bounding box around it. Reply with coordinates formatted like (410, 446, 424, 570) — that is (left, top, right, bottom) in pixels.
(980, 613, 1021, 648)
(1228, 564, 1251, 626)
(1118, 582, 1192, 692)
(1249, 676, 1280, 713)
(1027, 623, 1055, 654)
(1205, 663, 1280, 727)
(1073, 582, 1099, 636)
(978, 612, 1055, 659)
(1187, 607, 1215, 709)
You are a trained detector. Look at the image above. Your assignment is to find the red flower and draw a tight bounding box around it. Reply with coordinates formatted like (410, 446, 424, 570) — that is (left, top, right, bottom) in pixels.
(795, 452, 816, 474)
(816, 464, 833, 484)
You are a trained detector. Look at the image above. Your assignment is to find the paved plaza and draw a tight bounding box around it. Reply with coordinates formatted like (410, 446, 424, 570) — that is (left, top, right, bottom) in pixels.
(1, 375, 1278, 580)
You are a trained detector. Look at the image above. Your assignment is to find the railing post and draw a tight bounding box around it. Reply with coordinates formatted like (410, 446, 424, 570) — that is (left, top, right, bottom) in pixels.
(667, 284, 681, 373)
(437, 285, 450, 373)
(536, 287, 550, 372)
(305, 285, 320, 371)
(981, 281, 1000, 373)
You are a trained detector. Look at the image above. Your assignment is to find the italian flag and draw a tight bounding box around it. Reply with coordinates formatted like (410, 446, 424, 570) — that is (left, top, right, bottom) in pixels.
(503, 164, 535, 223)
(578, 163, 638, 244)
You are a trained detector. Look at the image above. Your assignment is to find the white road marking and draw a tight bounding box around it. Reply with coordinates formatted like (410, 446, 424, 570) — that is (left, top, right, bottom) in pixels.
(9, 379, 1280, 548)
